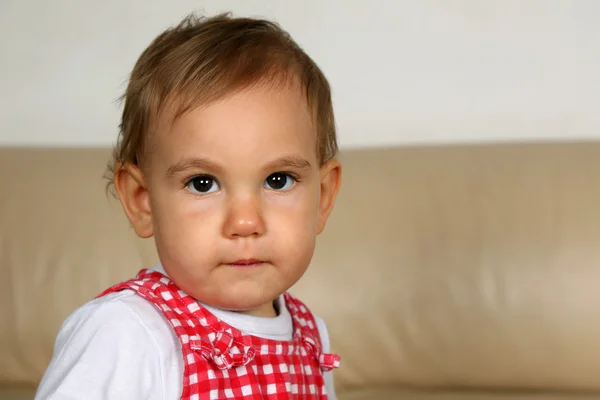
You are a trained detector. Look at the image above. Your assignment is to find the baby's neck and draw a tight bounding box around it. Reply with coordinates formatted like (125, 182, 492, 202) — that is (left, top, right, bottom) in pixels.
(233, 299, 278, 318)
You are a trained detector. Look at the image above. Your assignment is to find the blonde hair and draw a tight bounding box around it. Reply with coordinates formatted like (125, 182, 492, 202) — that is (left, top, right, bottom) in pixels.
(106, 12, 337, 190)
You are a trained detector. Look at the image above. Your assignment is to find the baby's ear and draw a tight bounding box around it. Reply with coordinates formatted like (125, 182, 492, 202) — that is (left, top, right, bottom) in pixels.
(317, 158, 342, 234)
(114, 163, 153, 238)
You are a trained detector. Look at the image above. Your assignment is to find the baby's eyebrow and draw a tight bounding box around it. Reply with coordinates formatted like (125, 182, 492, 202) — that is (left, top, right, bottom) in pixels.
(166, 156, 311, 177)
(166, 157, 222, 177)
(264, 156, 312, 171)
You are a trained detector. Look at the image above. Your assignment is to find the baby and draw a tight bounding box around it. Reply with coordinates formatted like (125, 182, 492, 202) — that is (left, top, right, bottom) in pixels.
(35, 12, 342, 400)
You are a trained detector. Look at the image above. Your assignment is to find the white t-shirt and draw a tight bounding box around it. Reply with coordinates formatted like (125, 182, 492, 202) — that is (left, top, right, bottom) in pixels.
(35, 265, 337, 399)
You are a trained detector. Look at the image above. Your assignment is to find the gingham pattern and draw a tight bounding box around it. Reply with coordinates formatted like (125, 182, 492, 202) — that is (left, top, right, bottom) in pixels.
(98, 269, 340, 399)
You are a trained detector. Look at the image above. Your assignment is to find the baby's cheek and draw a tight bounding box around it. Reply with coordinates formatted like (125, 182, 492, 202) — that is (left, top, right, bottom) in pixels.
(280, 212, 317, 258)
(155, 216, 196, 256)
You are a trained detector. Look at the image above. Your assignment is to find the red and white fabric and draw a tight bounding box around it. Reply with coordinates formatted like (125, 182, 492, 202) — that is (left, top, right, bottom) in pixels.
(99, 269, 340, 399)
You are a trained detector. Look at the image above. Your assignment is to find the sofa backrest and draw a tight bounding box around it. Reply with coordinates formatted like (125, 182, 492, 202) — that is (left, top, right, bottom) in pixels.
(2, 143, 600, 392)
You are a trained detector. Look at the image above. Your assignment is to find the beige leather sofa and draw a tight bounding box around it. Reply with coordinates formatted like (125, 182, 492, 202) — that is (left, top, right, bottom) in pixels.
(2, 143, 600, 399)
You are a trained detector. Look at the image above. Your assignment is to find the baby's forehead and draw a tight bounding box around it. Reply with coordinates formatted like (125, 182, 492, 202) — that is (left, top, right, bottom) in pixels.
(155, 81, 314, 133)
(145, 85, 319, 163)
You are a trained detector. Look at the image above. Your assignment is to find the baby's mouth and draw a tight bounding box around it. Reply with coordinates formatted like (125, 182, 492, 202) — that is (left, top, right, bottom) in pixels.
(226, 258, 266, 267)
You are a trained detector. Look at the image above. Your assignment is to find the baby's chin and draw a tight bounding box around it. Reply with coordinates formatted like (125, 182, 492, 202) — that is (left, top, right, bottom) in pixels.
(164, 262, 295, 314)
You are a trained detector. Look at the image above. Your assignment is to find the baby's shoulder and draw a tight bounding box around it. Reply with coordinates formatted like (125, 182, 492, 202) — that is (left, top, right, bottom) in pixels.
(60, 289, 178, 349)
(35, 291, 183, 399)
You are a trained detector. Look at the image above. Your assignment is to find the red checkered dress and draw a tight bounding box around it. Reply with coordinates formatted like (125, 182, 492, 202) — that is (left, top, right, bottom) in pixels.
(98, 269, 340, 399)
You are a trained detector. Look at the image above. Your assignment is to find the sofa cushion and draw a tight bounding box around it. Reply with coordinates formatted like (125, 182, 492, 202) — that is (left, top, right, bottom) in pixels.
(339, 388, 600, 400)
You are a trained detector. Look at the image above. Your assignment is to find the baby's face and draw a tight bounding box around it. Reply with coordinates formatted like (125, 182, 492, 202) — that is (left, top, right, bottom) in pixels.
(142, 83, 339, 316)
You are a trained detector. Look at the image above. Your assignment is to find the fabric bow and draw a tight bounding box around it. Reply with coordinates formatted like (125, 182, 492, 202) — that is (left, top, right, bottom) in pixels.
(301, 335, 341, 372)
(190, 330, 256, 370)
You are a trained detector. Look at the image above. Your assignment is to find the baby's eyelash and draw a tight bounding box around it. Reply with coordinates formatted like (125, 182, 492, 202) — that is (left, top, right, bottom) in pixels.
(280, 171, 301, 182)
(182, 174, 217, 188)
(181, 172, 302, 189)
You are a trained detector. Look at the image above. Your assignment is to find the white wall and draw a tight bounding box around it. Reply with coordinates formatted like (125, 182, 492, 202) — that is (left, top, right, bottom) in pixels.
(1, 0, 599, 148)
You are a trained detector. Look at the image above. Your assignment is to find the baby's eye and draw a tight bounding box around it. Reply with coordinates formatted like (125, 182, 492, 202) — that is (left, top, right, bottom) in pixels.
(264, 172, 296, 191)
(186, 175, 220, 194)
